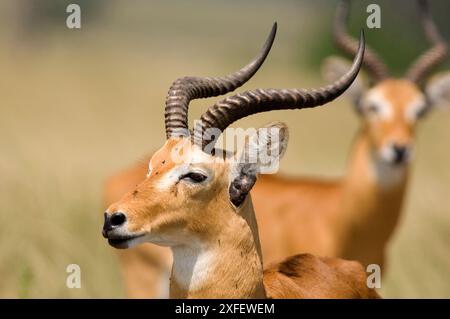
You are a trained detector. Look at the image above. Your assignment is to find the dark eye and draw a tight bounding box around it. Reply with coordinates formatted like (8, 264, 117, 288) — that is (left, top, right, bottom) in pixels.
(181, 172, 207, 183)
(366, 103, 379, 114)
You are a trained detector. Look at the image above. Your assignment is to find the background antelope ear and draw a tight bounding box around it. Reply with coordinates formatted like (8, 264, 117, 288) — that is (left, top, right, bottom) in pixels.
(322, 56, 367, 110)
(425, 71, 450, 109)
(229, 122, 289, 207)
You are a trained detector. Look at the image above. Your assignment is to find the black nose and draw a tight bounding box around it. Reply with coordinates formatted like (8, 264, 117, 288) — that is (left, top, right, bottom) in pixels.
(102, 212, 127, 237)
(392, 144, 408, 164)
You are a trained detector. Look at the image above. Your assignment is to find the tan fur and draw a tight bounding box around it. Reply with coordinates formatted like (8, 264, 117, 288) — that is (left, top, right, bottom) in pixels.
(362, 80, 421, 152)
(104, 79, 425, 298)
(105, 137, 379, 299)
(117, 245, 170, 298)
(264, 254, 380, 299)
(105, 158, 173, 298)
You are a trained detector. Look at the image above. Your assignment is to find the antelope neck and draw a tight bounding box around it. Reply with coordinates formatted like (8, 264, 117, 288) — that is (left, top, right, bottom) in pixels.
(335, 127, 409, 262)
(169, 197, 266, 299)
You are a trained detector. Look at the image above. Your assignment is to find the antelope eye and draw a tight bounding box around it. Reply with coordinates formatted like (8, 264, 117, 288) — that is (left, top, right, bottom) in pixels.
(181, 172, 208, 183)
(366, 103, 379, 114)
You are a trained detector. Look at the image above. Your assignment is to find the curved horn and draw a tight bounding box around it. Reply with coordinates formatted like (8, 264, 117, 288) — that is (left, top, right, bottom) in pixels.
(194, 31, 365, 150)
(405, 0, 448, 83)
(164, 22, 277, 138)
(334, 0, 388, 81)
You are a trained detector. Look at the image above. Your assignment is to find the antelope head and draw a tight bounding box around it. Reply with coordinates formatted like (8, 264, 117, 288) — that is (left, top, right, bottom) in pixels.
(102, 23, 365, 250)
(104, 122, 291, 249)
(324, 0, 450, 167)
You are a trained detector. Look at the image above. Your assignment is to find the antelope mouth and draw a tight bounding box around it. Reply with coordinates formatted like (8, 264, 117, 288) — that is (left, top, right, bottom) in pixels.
(107, 234, 145, 249)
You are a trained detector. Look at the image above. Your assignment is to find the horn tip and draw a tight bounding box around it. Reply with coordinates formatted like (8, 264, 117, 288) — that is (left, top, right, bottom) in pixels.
(270, 22, 278, 37)
(358, 29, 365, 53)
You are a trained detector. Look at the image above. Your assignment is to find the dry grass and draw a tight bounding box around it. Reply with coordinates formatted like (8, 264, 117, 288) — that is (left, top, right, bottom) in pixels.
(0, 0, 449, 298)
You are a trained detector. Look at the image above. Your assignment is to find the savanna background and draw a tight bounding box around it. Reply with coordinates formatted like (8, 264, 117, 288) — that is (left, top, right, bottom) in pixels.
(0, 0, 449, 298)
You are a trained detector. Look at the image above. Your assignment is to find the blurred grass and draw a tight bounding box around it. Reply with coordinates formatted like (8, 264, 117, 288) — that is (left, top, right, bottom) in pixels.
(0, 0, 449, 298)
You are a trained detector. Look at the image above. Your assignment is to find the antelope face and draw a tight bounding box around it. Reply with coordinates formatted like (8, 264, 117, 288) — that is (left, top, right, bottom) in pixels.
(103, 138, 229, 249)
(102, 123, 289, 249)
(327, 0, 450, 167)
(359, 79, 426, 166)
(323, 56, 450, 168)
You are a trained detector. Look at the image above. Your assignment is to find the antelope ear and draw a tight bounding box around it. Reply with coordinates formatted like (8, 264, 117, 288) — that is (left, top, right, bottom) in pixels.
(425, 71, 450, 109)
(229, 122, 289, 207)
(322, 56, 367, 110)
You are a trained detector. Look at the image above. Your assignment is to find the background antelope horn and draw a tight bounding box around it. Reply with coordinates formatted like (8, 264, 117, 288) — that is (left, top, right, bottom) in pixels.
(334, 0, 389, 81)
(405, 0, 448, 83)
(194, 31, 365, 151)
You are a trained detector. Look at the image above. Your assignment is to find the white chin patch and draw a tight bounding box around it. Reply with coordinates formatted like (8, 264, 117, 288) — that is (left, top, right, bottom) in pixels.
(379, 146, 396, 164)
(379, 145, 413, 166)
(374, 146, 410, 189)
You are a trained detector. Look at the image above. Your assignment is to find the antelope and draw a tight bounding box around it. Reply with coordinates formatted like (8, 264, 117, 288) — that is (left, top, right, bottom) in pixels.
(104, 0, 450, 298)
(252, 0, 449, 269)
(102, 25, 378, 298)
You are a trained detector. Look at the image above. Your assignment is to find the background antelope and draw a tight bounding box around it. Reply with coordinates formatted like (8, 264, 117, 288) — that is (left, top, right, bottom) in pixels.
(255, 0, 450, 268)
(102, 33, 380, 298)
(104, 0, 450, 298)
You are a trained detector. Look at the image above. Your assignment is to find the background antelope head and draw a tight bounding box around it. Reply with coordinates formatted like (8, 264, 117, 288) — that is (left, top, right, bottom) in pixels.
(324, 0, 449, 167)
(102, 23, 365, 250)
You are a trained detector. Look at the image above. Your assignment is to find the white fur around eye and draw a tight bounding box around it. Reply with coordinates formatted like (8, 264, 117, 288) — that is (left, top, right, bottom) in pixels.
(405, 98, 426, 122)
(155, 164, 189, 190)
(364, 90, 393, 120)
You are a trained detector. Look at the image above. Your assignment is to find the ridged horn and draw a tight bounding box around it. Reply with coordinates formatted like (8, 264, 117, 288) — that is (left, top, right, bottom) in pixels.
(164, 22, 277, 138)
(405, 0, 448, 83)
(334, 0, 389, 81)
(194, 31, 365, 150)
